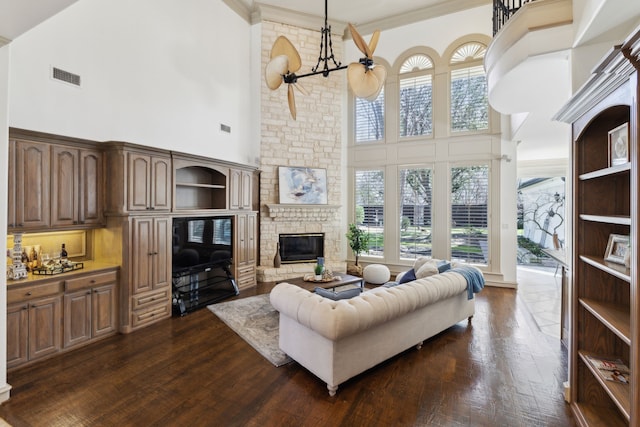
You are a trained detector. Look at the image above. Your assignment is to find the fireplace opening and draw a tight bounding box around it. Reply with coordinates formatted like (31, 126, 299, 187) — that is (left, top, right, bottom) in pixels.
(279, 233, 324, 264)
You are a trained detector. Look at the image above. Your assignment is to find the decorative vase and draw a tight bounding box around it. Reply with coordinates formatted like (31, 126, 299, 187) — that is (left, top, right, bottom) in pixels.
(552, 233, 560, 250)
(274, 243, 281, 268)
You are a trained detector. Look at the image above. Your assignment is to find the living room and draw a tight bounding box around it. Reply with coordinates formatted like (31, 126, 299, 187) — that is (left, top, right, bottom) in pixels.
(1, 0, 640, 425)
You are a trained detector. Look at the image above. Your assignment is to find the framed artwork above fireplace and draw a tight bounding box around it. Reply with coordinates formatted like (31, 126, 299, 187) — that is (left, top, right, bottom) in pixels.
(278, 166, 327, 204)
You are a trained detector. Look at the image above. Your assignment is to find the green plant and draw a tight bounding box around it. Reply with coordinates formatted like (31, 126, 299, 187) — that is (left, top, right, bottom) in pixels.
(314, 263, 324, 275)
(346, 223, 370, 266)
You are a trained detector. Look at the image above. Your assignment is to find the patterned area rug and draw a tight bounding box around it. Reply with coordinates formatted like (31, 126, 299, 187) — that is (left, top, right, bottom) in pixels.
(207, 294, 293, 367)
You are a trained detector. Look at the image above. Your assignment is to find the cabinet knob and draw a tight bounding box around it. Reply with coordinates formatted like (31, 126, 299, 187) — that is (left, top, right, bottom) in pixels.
(25, 292, 32, 296)
(90, 279, 96, 284)
(22, 305, 28, 310)
(87, 291, 92, 295)
(73, 221, 78, 225)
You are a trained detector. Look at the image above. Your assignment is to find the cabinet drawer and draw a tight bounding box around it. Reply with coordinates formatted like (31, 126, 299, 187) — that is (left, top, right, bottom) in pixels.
(132, 288, 170, 310)
(237, 265, 255, 276)
(65, 271, 118, 292)
(236, 275, 255, 290)
(131, 303, 170, 328)
(8, 282, 63, 304)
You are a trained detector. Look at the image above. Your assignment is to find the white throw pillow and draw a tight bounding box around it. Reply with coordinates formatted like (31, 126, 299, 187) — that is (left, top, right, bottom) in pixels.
(415, 261, 439, 279)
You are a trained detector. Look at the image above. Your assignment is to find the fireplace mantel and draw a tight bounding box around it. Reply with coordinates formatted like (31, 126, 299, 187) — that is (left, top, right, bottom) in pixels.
(266, 204, 341, 222)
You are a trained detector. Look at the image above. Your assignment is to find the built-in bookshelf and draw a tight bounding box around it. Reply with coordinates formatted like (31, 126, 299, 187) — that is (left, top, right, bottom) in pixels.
(554, 26, 640, 426)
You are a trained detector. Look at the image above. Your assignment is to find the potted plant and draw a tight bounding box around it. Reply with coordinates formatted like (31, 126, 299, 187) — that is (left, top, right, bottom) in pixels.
(346, 223, 369, 276)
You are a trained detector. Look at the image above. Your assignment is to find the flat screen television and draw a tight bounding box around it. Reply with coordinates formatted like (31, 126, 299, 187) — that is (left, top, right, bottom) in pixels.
(172, 216, 233, 272)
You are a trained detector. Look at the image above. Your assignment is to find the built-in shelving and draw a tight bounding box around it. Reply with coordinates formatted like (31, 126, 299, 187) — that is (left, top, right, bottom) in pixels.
(553, 25, 640, 426)
(174, 164, 228, 210)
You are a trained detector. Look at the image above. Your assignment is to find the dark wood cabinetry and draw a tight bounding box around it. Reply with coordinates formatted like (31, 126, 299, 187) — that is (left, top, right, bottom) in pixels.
(127, 153, 171, 212)
(230, 168, 252, 210)
(6, 267, 119, 370)
(8, 139, 50, 230)
(555, 27, 640, 426)
(235, 211, 257, 289)
(8, 130, 104, 231)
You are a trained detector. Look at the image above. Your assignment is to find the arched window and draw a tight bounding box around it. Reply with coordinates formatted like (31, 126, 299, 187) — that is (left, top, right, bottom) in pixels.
(399, 54, 434, 138)
(450, 42, 488, 132)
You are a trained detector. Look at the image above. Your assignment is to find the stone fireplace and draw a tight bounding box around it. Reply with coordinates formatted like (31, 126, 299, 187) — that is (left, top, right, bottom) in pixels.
(257, 20, 346, 283)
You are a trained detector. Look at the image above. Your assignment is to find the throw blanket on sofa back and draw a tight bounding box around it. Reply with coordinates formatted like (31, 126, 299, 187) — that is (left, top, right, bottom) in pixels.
(270, 269, 473, 342)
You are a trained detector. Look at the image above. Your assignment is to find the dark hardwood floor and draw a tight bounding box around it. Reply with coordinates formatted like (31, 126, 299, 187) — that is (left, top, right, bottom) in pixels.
(0, 285, 574, 426)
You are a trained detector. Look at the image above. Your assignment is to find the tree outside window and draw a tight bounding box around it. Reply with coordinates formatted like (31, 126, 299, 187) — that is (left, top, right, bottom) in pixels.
(399, 168, 433, 259)
(355, 170, 384, 256)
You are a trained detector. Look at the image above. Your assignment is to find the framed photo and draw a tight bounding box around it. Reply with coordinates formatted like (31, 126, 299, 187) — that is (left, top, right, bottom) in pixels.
(608, 122, 629, 166)
(278, 166, 328, 204)
(604, 234, 630, 265)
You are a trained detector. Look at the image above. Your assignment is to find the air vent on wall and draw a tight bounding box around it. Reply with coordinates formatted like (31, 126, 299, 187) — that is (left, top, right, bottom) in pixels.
(52, 67, 81, 87)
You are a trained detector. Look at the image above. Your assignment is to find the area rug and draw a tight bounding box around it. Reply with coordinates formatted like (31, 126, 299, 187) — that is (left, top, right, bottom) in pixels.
(207, 294, 293, 367)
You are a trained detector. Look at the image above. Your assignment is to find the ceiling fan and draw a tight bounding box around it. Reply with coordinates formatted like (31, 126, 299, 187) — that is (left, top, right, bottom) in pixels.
(264, 0, 386, 120)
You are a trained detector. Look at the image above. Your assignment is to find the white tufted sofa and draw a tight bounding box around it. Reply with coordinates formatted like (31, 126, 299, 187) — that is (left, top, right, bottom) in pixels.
(269, 269, 478, 396)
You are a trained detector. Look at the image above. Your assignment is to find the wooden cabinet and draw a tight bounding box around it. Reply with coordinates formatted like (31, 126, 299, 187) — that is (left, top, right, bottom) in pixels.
(555, 29, 640, 426)
(7, 295, 62, 369)
(234, 211, 257, 289)
(127, 216, 172, 330)
(63, 271, 117, 349)
(8, 139, 50, 230)
(6, 268, 119, 369)
(51, 146, 103, 227)
(230, 168, 252, 210)
(8, 130, 104, 231)
(128, 153, 171, 212)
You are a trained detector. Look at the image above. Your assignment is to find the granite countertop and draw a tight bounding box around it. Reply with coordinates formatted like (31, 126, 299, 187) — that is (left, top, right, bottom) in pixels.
(6, 260, 120, 286)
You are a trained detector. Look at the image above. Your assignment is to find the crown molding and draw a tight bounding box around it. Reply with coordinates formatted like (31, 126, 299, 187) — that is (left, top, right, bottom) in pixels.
(222, 0, 252, 24)
(346, 0, 492, 37)
(0, 35, 10, 47)
(254, 3, 347, 35)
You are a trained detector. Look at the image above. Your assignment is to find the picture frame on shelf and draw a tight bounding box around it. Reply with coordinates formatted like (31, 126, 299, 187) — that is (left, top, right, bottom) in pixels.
(604, 233, 630, 265)
(608, 122, 629, 166)
(278, 166, 328, 204)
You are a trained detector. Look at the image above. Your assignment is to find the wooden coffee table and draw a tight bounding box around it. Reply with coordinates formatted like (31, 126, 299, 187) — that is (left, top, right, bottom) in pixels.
(279, 273, 364, 291)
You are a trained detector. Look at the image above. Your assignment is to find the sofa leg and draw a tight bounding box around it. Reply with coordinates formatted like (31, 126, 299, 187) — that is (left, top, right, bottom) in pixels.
(468, 315, 473, 323)
(416, 341, 423, 350)
(327, 385, 338, 397)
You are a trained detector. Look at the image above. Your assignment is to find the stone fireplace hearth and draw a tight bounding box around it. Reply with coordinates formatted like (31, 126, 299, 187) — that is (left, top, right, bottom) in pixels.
(256, 204, 346, 283)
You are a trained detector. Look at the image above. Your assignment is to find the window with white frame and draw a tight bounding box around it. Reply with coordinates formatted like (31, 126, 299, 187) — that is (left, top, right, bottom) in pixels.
(450, 42, 488, 132)
(399, 168, 433, 259)
(355, 88, 385, 143)
(450, 165, 489, 265)
(399, 54, 434, 138)
(355, 170, 384, 256)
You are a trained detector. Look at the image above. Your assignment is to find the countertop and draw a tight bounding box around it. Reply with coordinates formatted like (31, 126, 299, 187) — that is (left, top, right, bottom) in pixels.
(6, 260, 120, 287)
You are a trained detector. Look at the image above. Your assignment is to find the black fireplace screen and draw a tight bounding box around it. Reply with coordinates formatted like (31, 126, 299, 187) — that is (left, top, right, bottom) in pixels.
(279, 233, 324, 264)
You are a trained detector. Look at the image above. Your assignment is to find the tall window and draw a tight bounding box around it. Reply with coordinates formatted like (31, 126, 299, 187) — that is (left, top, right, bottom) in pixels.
(355, 88, 385, 143)
(399, 168, 432, 259)
(355, 170, 384, 256)
(399, 54, 433, 137)
(450, 165, 489, 264)
(450, 42, 488, 132)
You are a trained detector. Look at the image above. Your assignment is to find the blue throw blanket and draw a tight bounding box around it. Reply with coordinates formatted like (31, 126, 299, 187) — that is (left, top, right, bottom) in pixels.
(450, 266, 485, 299)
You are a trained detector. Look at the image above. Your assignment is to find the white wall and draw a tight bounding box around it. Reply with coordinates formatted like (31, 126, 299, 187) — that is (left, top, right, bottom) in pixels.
(8, 0, 258, 166)
(0, 43, 11, 402)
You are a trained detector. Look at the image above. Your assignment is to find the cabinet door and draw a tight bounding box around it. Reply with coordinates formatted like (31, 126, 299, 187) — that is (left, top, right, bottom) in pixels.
(28, 296, 62, 361)
(51, 146, 80, 227)
(229, 169, 242, 210)
(92, 284, 117, 338)
(128, 153, 151, 211)
(7, 303, 29, 368)
(15, 140, 50, 229)
(152, 217, 171, 289)
(236, 213, 248, 265)
(7, 140, 16, 229)
(132, 217, 153, 294)
(247, 212, 257, 265)
(63, 290, 91, 348)
(151, 157, 171, 211)
(79, 149, 103, 225)
(241, 171, 252, 210)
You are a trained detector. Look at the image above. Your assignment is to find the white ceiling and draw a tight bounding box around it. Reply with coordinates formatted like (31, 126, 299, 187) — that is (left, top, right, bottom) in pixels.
(0, 0, 79, 42)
